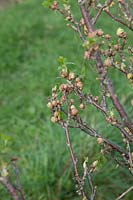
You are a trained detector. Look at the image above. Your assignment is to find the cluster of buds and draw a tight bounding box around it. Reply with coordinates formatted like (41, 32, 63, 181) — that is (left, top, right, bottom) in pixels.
(63, 3, 74, 23)
(65, 14, 74, 23)
(47, 99, 61, 123)
(60, 69, 83, 90)
(59, 83, 73, 94)
(87, 29, 104, 38)
(75, 77, 83, 90)
(47, 99, 60, 110)
(51, 111, 61, 123)
(105, 48, 116, 57)
(60, 69, 75, 80)
(47, 69, 85, 123)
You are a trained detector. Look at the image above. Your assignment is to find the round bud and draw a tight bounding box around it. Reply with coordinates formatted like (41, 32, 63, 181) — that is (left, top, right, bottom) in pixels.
(51, 116, 57, 123)
(47, 102, 53, 109)
(116, 27, 124, 37)
(130, 99, 133, 107)
(68, 72, 75, 80)
(96, 29, 104, 36)
(70, 105, 75, 110)
(60, 69, 68, 78)
(116, 27, 127, 38)
(84, 50, 90, 59)
(105, 34, 111, 39)
(52, 93, 57, 98)
(79, 103, 85, 109)
(101, 149, 104, 154)
(94, 96, 99, 102)
(97, 137, 104, 145)
(70, 99, 74, 103)
(52, 100, 57, 107)
(92, 160, 98, 168)
(51, 1, 58, 10)
(53, 111, 59, 117)
(104, 58, 112, 67)
(61, 96, 66, 103)
(71, 108, 78, 116)
(114, 44, 119, 50)
(76, 81, 83, 90)
(127, 73, 133, 79)
(75, 77, 80, 82)
(88, 31, 96, 38)
(123, 138, 127, 143)
(59, 84, 68, 91)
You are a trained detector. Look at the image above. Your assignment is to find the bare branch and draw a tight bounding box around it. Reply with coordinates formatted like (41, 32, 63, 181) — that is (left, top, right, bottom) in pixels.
(104, 9, 133, 32)
(0, 177, 20, 200)
(126, 141, 133, 173)
(115, 185, 133, 200)
(61, 122, 88, 199)
(11, 161, 27, 200)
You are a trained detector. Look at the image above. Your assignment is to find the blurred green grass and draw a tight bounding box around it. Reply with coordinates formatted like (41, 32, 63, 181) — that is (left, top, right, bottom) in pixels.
(0, 0, 132, 199)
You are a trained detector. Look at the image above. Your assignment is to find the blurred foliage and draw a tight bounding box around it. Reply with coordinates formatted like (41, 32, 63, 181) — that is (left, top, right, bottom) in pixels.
(0, 0, 132, 199)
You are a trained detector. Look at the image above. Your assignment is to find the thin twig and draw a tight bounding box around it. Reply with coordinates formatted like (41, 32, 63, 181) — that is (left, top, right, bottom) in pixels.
(11, 161, 27, 200)
(92, 0, 113, 25)
(73, 88, 133, 142)
(76, 117, 128, 157)
(0, 177, 20, 200)
(115, 185, 133, 200)
(61, 122, 88, 199)
(87, 171, 96, 200)
(126, 141, 133, 173)
(104, 10, 133, 32)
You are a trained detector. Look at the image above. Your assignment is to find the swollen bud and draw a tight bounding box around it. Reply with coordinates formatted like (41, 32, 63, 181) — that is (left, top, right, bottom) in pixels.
(70, 105, 78, 116)
(130, 99, 133, 107)
(47, 102, 53, 109)
(79, 103, 85, 110)
(68, 72, 75, 80)
(127, 73, 133, 80)
(104, 58, 112, 67)
(71, 108, 78, 116)
(96, 29, 104, 36)
(51, 116, 57, 123)
(97, 137, 104, 145)
(116, 27, 127, 38)
(60, 69, 68, 78)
